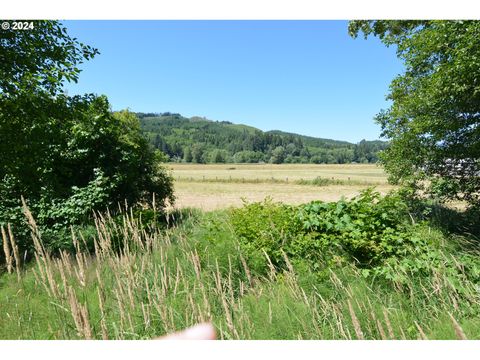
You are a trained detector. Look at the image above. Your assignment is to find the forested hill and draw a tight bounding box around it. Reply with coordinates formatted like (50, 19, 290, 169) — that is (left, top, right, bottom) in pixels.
(137, 112, 388, 164)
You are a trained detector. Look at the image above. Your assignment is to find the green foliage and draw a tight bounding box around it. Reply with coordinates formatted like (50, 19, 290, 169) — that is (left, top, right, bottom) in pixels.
(229, 199, 302, 274)
(36, 169, 114, 230)
(191, 143, 206, 164)
(0, 21, 174, 257)
(0, 20, 98, 95)
(233, 150, 264, 163)
(211, 149, 228, 163)
(297, 189, 414, 266)
(1, 96, 175, 256)
(296, 176, 346, 186)
(270, 146, 286, 164)
(227, 190, 480, 298)
(349, 20, 480, 206)
(183, 147, 193, 162)
(229, 190, 460, 284)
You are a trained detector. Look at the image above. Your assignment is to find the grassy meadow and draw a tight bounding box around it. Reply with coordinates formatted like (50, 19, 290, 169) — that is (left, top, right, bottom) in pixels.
(170, 163, 396, 210)
(1, 177, 479, 340)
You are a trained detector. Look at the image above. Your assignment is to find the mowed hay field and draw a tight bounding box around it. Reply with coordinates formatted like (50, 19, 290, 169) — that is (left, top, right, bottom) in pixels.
(169, 163, 396, 210)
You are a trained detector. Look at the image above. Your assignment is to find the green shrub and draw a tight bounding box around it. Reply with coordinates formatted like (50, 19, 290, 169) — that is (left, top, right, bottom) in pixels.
(295, 176, 344, 186)
(296, 189, 418, 266)
(229, 198, 302, 274)
(1, 104, 175, 258)
(228, 190, 462, 283)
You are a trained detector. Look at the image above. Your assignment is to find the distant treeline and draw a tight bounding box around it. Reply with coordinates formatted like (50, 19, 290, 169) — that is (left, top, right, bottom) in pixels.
(138, 113, 388, 164)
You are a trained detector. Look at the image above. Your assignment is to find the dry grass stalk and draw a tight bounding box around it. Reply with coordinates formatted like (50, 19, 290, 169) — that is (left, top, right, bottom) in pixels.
(44, 260, 59, 299)
(262, 249, 277, 281)
(370, 311, 387, 340)
(168, 307, 176, 331)
(281, 249, 295, 274)
(73, 255, 86, 287)
(376, 319, 387, 340)
(150, 273, 170, 332)
(57, 259, 69, 294)
(21, 197, 46, 257)
(60, 251, 73, 278)
(332, 303, 349, 339)
(383, 308, 395, 339)
(126, 277, 136, 309)
(97, 287, 109, 340)
(227, 254, 235, 306)
(195, 276, 212, 320)
(344, 284, 353, 299)
(329, 269, 346, 291)
(309, 303, 323, 339)
(95, 268, 104, 292)
(94, 217, 111, 258)
(187, 292, 199, 323)
(347, 299, 364, 340)
(159, 264, 169, 297)
(31, 262, 53, 299)
(313, 290, 330, 317)
(239, 279, 245, 297)
(414, 321, 428, 340)
(152, 297, 170, 333)
(126, 312, 135, 334)
(141, 302, 151, 331)
(22, 197, 60, 299)
(450, 294, 459, 311)
(93, 237, 101, 260)
(215, 260, 239, 339)
(114, 288, 126, 335)
(173, 260, 181, 296)
(8, 224, 22, 280)
(448, 312, 467, 340)
(1, 225, 13, 274)
(268, 301, 273, 324)
(189, 250, 202, 279)
(239, 253, 253, 287)
(68, 286, 93, 339)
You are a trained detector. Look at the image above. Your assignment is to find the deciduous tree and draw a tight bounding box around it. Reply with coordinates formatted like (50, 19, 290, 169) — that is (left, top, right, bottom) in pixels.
(349, 20, 480, 205)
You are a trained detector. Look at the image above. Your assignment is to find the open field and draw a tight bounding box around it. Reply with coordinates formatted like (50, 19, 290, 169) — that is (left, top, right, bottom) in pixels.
(168, 163, 396, 210)
(170, 163, 389, 182)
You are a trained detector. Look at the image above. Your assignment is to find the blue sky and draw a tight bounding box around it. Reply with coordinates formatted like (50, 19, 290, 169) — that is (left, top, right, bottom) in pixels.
(63, 20, 404, 143)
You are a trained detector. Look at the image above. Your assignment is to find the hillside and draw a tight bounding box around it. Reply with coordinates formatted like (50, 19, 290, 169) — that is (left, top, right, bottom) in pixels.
(266, 129, 352, 148)
(137, 112, 388, 164)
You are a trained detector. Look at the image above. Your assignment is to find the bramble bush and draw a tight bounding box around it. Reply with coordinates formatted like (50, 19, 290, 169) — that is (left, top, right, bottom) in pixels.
(296, 189, 416, 266)
(229, 189, 480, 291)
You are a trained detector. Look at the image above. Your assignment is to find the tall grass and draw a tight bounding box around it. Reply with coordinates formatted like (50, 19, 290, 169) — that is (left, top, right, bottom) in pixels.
(0, 202, 479, 339)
